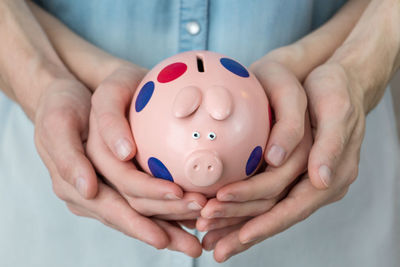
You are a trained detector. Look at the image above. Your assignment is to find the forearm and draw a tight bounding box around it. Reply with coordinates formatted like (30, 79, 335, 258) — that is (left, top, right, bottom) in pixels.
(266, 0, 370, 81)
(329, 0, 400, 112)
(28, 1, 135, 91)
(0, 0, 74, 119)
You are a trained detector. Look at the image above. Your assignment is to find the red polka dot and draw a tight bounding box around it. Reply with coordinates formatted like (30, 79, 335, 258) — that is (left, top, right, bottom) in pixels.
(157, 62, 187, 83)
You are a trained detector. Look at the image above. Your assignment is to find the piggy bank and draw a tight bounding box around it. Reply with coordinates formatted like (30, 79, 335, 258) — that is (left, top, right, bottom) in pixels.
(130, 51, 271, 196)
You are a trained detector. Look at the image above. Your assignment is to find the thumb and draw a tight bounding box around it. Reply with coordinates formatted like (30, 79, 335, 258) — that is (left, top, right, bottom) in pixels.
(91, 69, 143, 161)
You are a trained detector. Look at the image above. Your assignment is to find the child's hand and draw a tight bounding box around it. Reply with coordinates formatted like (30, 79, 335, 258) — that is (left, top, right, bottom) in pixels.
(87, 64, 207, 221)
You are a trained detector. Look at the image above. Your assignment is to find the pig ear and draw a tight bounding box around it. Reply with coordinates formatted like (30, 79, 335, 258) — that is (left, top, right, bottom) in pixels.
(172, 86, 202, 118)
(204, 86, 233, 121)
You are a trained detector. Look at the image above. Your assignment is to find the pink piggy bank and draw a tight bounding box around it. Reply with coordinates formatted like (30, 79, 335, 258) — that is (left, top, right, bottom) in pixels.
(130, 51, 271, 196)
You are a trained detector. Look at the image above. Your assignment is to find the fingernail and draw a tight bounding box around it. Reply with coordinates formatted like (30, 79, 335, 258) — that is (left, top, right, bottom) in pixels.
(267, 145, 286, 166)
(75, 177, 87, 197)
(208, 211, 223, 218)
(164, 193, 181, 200)
(319, 165, 332, 187)
(188, 201, 202, 211)
(115, 138, 132, 160)
(220, 194, 235, 201)
(242, 236, 257, 244)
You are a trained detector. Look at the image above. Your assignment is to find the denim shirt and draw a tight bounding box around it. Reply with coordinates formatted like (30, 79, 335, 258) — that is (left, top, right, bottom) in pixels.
(34, 0, 346, 68)
(1, 1, 399, 267)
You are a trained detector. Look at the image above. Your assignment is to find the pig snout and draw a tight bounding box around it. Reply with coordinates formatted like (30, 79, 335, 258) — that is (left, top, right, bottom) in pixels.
(184, 150, 223, 187)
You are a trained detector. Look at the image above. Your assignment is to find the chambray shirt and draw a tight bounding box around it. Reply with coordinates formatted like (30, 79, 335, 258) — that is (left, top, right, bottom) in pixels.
(0, 1, 399, 267)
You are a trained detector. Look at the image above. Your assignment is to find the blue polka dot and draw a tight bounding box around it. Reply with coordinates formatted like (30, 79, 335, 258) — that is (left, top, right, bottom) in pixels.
(220, 58, 250, 78)
(148, 157, 174, 182)
(135, 81, 154, 112)
(246, 146, 262, 176)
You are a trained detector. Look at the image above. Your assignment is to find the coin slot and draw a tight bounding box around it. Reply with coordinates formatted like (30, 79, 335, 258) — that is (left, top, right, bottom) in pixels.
(197, 56, 205, 72)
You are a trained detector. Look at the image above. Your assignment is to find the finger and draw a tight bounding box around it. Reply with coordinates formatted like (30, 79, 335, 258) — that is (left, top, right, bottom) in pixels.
(87, 115, 184, 200)
(38, 142, 170, 249)
(76, 182, 170, 249)
(130, 192, 207, 217)
(202, 223, 257, 263)
(253, 62, 307, 167)
(305, 71, 357, 189)
(37, 112, 98, 199)
(202, 224, 242, 252)
(66, 202, 96, 218)
(196, 216, 250, 232)
(200, 198, 276, 219)
(239, 140, 359, 244)
(217, 116, 311, 202)
(154, 220, 202, 258)
(155, 211, 200, 221)
(177, 220, 197, 229)
(91, 68, 145, 161)
(238, 178, 326, 245)
(213, 226, 259, 262)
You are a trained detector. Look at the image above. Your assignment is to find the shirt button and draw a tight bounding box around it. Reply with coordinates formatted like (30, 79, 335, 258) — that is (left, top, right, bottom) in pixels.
(186, 21, 201, 35)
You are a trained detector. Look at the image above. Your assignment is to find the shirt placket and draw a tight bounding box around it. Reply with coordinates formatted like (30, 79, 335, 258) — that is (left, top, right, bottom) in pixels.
(179, 0, 209, 52)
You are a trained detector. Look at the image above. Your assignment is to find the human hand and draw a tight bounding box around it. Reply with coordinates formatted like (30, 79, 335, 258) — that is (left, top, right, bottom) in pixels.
(196, 58, 311, 235)
(195, 0, 381, 260)
(87, 63, 207, 220)
(34, 77, 202, 257)
(200, 58, 367, 261)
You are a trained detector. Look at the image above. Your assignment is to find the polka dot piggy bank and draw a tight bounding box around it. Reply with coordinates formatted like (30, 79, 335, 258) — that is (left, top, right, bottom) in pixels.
(130, 51, 271, 196)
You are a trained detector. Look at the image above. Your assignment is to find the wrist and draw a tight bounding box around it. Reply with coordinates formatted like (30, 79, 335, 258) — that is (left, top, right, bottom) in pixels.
(13, 55, 76, 120)
(328, 0, 400, 113)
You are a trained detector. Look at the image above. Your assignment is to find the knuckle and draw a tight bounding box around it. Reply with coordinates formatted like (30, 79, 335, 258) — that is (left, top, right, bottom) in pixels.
(331, 93, 354, 120)
(297, 206, 313, 222)
(347, 165, 359, 185)
(322, 135, 346, 161)
(333, 187, 349, 202)
(42, 107, 78, 134)
(315, 91, 355, 125)
(100, 213, 115, 227)
(56, 160, 74, 183)
(52, 181, 69, 201)
(129, 200, 152, 217)
(93, 80, 132, 107)
(66, 204, 83, 217)
(284, 119, 305, 143)
(96, 112, 118, 136)
(99, 205, 120, 226)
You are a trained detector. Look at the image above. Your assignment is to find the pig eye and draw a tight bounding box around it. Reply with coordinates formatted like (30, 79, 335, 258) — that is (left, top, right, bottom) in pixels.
(192, 131, 200, 139)
(207, 132, 216, 141)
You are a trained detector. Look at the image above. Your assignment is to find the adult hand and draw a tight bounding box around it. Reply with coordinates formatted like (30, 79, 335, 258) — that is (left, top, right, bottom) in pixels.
(200, 60, 366, 262)
(196, 0, 377, 260)
(34, 77, 202, 257)
(197, 59, 311, 234)
(87, 63, 207, 221)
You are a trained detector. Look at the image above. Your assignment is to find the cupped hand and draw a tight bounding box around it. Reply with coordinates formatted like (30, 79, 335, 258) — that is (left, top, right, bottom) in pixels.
(199, 60, 366, 262)
(197, 58, 310, 230)
(87, 63, 207, 220)
(34, 77, 202, 257)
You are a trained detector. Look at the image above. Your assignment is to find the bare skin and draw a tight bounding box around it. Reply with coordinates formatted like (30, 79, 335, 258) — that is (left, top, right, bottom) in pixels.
(2, 0, 398, 262)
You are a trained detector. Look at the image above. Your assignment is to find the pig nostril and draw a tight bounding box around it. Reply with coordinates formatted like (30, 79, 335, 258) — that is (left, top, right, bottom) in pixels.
(208, 165, 213, 171)
(194, 164, 199, 171)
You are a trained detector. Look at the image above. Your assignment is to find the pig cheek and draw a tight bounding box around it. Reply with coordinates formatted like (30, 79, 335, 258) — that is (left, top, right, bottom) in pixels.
(245, 146, 263, 176)
(147, 157, 174, 182)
